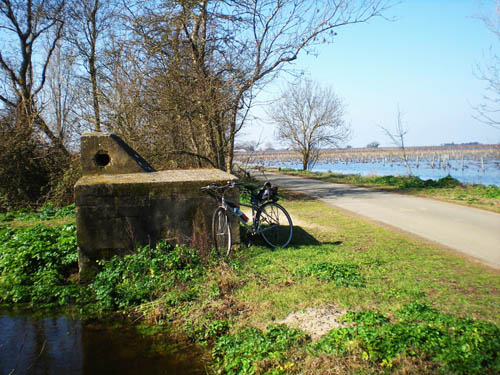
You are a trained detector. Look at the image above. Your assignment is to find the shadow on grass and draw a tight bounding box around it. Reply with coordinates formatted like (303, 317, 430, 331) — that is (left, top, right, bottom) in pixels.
(242, 225, 342, 248)
(291, 226, 343, 247)
(291, 226, 321, 246)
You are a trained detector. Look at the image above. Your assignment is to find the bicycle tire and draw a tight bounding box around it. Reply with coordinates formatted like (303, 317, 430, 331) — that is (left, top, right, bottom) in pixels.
(212, 207, 232, 256)
(255, 202, 293, 248)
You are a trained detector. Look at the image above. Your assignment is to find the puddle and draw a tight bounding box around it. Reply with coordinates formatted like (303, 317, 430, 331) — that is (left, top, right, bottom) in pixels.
(0, 310, 205, 375)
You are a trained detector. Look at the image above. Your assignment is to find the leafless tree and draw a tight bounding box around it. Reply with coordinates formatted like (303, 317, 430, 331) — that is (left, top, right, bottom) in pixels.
(380, 105, 412, 175)
(0, 0, 67, 155)
(114, 0, 392, 172)
(221, 0, 392, 172)
(474, 0, 500, 130)
(270, 79, 349, 170)
(65, 0, 120, 132)
(42, 39, 79, 148)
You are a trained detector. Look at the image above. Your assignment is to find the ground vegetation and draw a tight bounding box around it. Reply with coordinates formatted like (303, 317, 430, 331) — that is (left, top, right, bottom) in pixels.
(1, 192, 499, 374)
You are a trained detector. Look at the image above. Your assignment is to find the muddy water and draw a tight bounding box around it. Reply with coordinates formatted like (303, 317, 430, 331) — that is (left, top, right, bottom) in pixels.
(0, 310, 205, 375)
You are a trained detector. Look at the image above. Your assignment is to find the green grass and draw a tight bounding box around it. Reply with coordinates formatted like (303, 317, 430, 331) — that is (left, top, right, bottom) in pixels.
(204, 191, 500, 374)
(0, 203, 75, 228)
(1, 194, 499, 374)
(233, 197, 495, 319)
(275, 168, 500, 213)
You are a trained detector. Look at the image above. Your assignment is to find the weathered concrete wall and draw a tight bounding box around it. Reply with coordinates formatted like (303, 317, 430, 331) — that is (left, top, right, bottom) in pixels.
(81, 132, 155, 175)
(75, 133, 238, 282)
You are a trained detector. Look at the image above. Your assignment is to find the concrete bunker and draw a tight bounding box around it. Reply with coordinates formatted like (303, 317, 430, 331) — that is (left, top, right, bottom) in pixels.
(75, 132, 238, 282)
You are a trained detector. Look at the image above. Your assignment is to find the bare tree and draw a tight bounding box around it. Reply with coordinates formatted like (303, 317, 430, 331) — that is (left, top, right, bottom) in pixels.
(65, 0, 120, 132)
(115, 0, 392, 172)
(473, 0, 500, 130)
(0, 0, 67, 154)
(221, 0, 393, 172)
(270, 79, 349, 170)
(42, 39, 79, 148)
(380, 105, 412, 175)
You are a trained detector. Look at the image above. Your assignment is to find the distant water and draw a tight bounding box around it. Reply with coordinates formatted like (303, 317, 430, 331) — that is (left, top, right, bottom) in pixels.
(257, 159, 500, 187)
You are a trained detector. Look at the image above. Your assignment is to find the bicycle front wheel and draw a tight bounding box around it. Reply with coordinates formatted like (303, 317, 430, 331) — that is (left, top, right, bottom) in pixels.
(212, 207, 232, 257)
(256, 202, 293, 248)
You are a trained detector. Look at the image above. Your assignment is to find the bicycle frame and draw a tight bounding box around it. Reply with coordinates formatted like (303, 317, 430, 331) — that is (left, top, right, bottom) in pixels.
(202, 181, 293, 250)
(203, 185, 258, 231)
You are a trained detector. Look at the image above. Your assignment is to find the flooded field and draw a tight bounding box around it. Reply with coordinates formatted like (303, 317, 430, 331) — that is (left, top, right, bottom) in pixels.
(0, 310, 204, 375)
(238, 145, 500, 186)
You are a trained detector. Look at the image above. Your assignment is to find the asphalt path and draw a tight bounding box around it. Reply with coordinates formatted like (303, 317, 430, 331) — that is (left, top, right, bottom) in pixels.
(253, 171, 500, 268)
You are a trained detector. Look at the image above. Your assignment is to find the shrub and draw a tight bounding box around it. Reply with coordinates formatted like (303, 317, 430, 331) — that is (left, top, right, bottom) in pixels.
(434, 175, 462, 188)
(0, 112, 70, 209)
(372, 175, 462, 189)
(0, 224, 80, 306)
(46, 155, 82, 207)
(91, 242, 203, 311)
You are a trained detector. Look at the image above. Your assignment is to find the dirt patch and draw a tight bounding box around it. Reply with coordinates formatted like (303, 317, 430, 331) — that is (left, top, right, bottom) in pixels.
(277, 305, 347, 341)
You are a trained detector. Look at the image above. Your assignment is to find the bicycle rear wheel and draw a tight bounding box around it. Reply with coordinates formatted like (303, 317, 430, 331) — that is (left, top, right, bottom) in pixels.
(212, 207, 232, 256)
(256, 202, 293, 248)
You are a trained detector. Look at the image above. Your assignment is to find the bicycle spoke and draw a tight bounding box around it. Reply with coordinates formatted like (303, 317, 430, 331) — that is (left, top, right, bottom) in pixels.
(257, 202, 293, 248)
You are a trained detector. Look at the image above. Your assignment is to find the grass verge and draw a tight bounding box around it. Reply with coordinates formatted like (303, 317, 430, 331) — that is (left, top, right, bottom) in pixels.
(0, 195, 499, 374)
(0, 203, 76, 228)
(273, 168, 500, 213)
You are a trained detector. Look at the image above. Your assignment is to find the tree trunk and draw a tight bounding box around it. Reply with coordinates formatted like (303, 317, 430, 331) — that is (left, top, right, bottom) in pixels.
(90, 56, 101, 131)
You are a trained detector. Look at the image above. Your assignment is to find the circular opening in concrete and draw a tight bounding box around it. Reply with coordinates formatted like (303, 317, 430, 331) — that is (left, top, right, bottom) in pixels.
(93, 151, 111, 167)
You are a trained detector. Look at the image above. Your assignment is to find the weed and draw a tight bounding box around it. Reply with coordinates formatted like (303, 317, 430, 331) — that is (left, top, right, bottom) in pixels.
(312, 327, 355, 355)
(297, 262, 365, 287)
(213, 324, 308, 375)
(91, 242, 203, 311)
(184, 318, 231, 344)
(1, 191, 499, 374)
(315, 304, 500, 374)
(340, 310, 390, 327)
(0, 224, 81, 306)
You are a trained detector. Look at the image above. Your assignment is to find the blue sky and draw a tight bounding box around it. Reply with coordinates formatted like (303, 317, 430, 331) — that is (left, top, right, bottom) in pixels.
(240, 0, 500, 148)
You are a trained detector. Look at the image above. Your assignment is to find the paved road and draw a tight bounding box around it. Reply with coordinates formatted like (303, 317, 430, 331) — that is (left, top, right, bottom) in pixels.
(253, 171, 500, 267)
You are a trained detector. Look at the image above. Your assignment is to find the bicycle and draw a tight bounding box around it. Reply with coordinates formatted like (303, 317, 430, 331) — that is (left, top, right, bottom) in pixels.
(201, 181, 293, 256)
